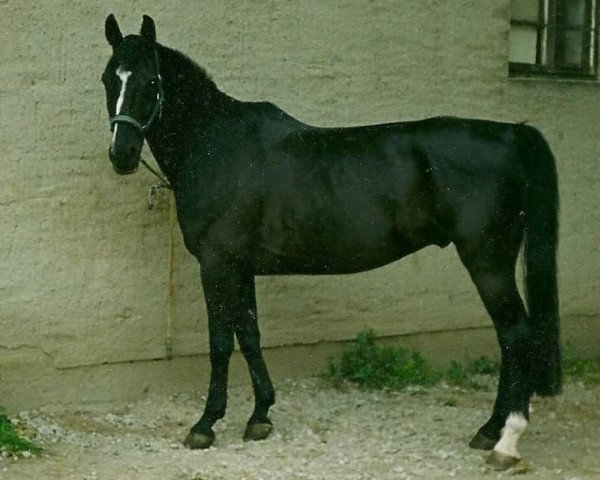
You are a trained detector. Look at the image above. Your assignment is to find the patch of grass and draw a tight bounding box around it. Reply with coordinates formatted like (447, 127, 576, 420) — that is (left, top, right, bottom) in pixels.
(325, 331, 441, 391)
(560, 345, 600, 386)
(0, 407, 40, 455)
(444, 361, 492, 391)
(445, 361, 481, 390)
(563, 357, 600, 385)
(325, 330, 499, 392)
(327, 332, 600, 393)
(467, 356, 500, 375)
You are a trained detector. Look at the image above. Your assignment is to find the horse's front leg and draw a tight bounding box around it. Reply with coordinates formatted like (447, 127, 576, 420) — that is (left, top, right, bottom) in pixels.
(183, 262, 241, 449)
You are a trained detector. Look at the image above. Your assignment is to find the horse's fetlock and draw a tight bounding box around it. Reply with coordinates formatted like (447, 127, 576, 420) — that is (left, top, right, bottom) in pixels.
(263, 389, 275, 407)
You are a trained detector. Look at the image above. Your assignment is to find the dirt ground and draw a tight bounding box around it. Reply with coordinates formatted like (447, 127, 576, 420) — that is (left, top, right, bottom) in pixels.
(1, 377, 598, 480)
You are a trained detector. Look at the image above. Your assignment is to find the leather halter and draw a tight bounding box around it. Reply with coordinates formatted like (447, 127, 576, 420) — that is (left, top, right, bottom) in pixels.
(109, 49, 164, 134)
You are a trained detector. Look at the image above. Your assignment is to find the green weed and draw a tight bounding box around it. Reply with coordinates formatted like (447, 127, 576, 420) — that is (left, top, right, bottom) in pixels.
(326, 332, 600, 393)
(563, 357, 600, 385)
(560, 344, 600, 386)
(0, 408, 40, 455)
(444, 360, 492, 391)
(325, 330, 498, 392)
(325, 331, 441, 391)
(467, 356, 500, 375)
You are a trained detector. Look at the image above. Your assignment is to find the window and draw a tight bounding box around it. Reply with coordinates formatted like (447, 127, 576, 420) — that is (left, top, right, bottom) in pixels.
(509, 0, 598, 78)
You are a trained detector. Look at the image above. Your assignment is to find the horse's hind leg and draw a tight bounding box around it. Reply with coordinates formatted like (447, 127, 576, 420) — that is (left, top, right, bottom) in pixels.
(456, 243, 531, 469)
(233, 275, 275, 442)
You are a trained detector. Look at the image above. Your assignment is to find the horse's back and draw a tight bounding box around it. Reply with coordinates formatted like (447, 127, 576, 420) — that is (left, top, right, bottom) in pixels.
(193, 107, 534, 273)
(247, 115, 457, 273)
(255, 113, 525, 233)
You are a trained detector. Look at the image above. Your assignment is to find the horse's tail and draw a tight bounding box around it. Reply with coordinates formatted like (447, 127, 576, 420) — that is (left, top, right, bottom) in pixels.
(519, 124, 561, 396)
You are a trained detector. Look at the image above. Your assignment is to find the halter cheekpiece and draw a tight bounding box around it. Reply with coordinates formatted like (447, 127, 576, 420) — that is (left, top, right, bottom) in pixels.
(109, 49, 164, 134)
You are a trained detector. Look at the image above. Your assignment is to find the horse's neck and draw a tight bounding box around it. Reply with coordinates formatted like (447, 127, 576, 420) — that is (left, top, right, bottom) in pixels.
(145, 51, 232, 188)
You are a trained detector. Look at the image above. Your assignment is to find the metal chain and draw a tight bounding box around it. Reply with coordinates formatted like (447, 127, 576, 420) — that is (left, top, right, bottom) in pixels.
(141, 157, 172, 210)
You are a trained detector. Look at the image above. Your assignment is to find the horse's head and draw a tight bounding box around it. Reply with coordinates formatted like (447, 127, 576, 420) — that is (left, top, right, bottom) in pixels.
(102, 14, 164, 175)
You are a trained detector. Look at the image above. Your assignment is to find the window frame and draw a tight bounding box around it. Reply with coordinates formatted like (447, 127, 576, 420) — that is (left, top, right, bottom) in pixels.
(509, 0, 599, 79)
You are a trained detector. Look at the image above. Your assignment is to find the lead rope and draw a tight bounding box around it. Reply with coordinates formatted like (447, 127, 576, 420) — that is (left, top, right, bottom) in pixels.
(165, 193, 175, 360)
(139, 156, 175, 359)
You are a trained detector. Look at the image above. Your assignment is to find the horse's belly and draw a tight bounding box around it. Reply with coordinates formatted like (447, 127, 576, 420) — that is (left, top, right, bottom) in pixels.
(252, 237, 424, 275)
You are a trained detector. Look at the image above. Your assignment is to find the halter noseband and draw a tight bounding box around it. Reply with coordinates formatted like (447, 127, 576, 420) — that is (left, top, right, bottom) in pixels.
(109, 49, 164, 134)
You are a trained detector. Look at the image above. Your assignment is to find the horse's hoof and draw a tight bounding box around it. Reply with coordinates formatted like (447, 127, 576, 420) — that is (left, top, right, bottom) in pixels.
(469, 431, 497, 450)
(486, 450, 520, 471)
(243, 422, 273, 442)
(183, 430, 215, 449)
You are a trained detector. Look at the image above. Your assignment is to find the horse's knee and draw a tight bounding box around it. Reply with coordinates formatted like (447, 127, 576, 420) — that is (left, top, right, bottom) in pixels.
(209, 341, 234, 364)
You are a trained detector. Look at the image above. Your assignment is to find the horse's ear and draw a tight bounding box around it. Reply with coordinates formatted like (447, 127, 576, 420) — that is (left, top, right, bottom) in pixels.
(140, 15, 156, 46)
(105, 14, 123, 48)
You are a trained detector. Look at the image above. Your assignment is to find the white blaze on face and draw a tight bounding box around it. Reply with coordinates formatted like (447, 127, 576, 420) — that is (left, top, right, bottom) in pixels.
(493, 412, 528, 458)
(111, 67, 133, 145)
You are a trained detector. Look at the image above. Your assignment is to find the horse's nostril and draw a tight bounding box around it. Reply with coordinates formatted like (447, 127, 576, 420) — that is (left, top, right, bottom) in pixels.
(108, 142, 140, 175)
(108, 142, 139, 161)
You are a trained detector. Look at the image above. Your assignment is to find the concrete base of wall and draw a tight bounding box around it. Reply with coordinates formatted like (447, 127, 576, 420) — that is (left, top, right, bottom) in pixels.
(2, 315, 597, 413)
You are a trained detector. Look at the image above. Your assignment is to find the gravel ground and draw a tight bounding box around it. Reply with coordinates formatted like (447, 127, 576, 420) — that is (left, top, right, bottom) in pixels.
(1, 377, 598, 480)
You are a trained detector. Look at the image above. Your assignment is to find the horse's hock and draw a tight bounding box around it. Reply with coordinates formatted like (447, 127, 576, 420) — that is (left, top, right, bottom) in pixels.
(1, 0, 599, 414)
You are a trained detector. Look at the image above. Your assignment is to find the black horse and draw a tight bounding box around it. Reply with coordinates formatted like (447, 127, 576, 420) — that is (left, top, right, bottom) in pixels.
(102, 15, 560, 468)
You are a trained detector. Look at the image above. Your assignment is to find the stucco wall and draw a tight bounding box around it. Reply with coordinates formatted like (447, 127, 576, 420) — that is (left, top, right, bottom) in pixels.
(1, 0, 598, 409)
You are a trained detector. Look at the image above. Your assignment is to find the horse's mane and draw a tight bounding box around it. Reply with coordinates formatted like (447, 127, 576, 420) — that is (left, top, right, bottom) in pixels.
(158, 43, 221, 98)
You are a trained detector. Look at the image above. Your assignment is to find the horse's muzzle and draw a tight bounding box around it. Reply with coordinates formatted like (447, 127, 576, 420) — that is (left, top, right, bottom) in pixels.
(112, 163, 139, 175)
(108, 147, 140, 175)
